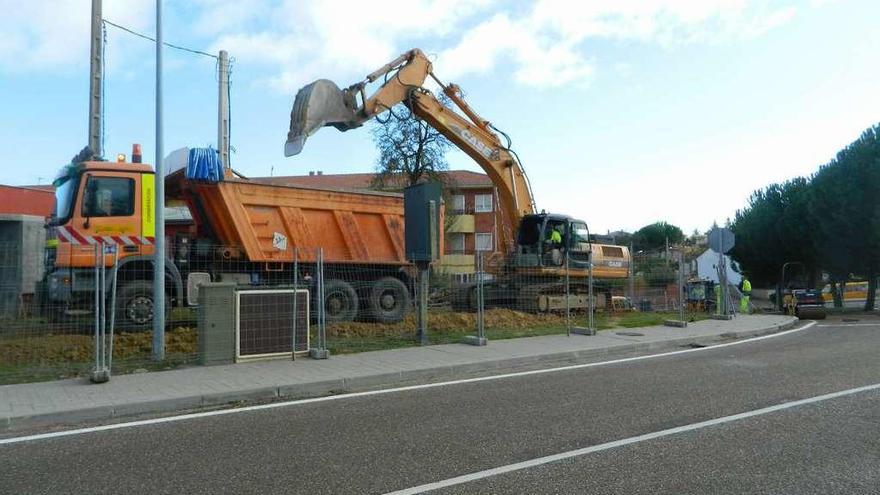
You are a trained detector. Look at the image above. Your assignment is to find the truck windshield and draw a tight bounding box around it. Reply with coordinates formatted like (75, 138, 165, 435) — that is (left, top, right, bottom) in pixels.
(53, 174, 79, 222)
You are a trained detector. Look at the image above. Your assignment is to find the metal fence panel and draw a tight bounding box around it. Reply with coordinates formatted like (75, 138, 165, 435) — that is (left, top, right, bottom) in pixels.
(0, 238, 724, 385)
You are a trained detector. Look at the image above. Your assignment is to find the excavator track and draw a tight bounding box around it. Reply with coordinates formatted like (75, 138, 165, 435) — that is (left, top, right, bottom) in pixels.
(516, 282, 591, 313)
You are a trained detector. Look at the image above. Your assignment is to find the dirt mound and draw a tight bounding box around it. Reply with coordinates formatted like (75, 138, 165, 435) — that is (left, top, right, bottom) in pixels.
(0, 327, 197, 365)
(328, 309, 567, 337)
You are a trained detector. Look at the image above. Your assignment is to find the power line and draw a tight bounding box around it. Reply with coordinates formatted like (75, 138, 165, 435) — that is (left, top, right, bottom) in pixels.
(103, 19, 217, 59)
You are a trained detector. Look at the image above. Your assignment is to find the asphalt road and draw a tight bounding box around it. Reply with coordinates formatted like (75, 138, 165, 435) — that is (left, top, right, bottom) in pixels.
(2, 316, 879, 494)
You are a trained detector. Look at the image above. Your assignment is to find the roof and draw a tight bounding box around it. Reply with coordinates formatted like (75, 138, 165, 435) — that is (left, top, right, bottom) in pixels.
(252, 169, 493, 191)
(17, 184, 55, 192)
(0, 184, 55, 217)
(80, 161, 154, 174)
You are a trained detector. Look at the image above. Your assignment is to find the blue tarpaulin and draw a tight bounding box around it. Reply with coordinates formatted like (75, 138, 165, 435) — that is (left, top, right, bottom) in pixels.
(186, 147, 223, 181)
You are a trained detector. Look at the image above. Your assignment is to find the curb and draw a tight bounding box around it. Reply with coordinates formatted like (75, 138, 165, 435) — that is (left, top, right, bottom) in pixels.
(3, 317, 800, 432)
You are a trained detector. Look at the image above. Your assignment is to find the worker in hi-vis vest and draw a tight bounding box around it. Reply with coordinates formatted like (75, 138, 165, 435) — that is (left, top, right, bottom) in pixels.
(547, 226, 564, 266)
(740, 276, 752, 313)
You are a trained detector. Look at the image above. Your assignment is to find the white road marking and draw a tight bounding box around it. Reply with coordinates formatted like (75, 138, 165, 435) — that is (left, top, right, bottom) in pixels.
(0, 321, 814, 446)
(817, 323, 879, 327)
(385, 380, 880, 495)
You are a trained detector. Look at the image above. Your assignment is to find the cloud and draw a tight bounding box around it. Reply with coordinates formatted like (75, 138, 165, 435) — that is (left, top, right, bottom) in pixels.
(189, 0, 270, 37)
(434, 12, 597, 88)
(209, 0, 496, 92)
(0, 0, 152, 73)
(436, 0, 797, 88)
(1, 0, 797, 90)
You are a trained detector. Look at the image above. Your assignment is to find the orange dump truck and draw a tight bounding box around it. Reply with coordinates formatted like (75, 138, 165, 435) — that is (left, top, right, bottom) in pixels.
(44, 156, 412, 328)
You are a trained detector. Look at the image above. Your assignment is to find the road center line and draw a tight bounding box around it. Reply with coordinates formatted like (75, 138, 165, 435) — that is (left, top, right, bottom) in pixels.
(0, 321, 814, 446)
(385, 380, 880, 495)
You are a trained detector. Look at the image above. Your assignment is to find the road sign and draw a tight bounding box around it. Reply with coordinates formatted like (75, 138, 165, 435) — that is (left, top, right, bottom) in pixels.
(708, 227, 735, 254)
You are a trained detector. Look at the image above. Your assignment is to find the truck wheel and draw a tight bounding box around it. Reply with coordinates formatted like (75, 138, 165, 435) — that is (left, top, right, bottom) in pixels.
(322, 280, 359, 323)
(367, 277, 411, 323)
(116, 280, 170, 331)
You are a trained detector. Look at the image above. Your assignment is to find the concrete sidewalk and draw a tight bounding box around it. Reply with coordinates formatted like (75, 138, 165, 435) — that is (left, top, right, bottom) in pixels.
(1, 315, 797, 431)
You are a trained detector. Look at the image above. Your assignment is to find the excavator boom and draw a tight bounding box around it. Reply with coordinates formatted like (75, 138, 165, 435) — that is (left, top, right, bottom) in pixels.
(285, 49, 535, 255)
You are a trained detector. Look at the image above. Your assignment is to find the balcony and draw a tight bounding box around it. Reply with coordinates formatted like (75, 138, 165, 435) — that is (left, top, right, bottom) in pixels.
(436, 254, 476, 274)
(446, 214, 474, 233)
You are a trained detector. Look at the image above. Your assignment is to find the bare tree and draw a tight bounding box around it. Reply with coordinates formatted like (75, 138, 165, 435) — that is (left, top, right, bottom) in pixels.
(370, 101, 452, 190)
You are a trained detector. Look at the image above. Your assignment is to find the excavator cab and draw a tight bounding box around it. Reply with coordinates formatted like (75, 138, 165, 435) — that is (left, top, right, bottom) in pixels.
(514, 214, 591, 268)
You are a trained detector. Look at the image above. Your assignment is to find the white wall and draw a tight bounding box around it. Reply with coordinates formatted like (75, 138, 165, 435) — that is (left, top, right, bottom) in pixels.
(694, 249, 742, 286)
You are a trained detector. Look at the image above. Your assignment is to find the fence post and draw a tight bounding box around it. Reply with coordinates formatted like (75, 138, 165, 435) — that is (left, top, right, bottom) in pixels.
(92, 242, 101, 379)
(417, 265, 429, 345)
(106, 245, 119, 375)
(463, 251, 487, 346)
(565, 251, 571, 336)
(629, 241, 635, 303)
(573, 249, 596, 336)
(90, 242, 110, 383)
(588, 249, 594, 331)
(679, 250, 685, 323)
(478, 253, 485, 341)
(309, 247, 329, 359)
(663, 249, 688, 328)
(292, 247, 298, 361)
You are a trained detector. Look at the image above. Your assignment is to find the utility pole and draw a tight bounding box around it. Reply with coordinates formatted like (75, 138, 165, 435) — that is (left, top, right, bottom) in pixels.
(152, 0, 166, 361)
(88, 0, 103, 158)
(217, 50, 230, 169)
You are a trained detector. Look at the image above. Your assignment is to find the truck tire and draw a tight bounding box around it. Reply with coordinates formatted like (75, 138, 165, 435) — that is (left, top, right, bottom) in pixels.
(367, 277, 411, 323)
(116, 280, 171, 331)
(322, 279, 359, 323)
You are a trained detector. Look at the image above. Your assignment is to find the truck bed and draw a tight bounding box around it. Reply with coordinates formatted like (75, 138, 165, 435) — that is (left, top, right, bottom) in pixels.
(169, 173, 407, 265)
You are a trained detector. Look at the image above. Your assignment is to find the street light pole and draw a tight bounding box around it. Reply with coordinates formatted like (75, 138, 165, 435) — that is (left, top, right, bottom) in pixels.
(152, 0, 166, 361)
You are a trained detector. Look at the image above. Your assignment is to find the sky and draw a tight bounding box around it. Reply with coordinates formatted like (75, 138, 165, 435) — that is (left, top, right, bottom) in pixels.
(1, 0, 878, 234)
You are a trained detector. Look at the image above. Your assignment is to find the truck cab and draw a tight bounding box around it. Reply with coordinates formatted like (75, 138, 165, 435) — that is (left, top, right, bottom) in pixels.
(44, 160, 181, 327)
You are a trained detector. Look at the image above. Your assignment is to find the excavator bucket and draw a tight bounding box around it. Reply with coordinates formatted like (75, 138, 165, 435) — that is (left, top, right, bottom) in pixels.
(285, 79, 358, 156)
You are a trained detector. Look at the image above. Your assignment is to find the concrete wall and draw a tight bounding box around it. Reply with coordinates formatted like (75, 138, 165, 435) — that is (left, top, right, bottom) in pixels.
(0, 214, 47, 317)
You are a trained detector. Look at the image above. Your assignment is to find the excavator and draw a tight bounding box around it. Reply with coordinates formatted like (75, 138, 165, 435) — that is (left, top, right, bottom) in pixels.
(284, 48, 630, 312)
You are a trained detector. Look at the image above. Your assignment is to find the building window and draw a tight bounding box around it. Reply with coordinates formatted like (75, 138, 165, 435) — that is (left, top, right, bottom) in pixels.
(474, 194, 493, 213)
(448, 233, 465, 253)
(451, 194, 465, 214)
(475, 233, 493, 251)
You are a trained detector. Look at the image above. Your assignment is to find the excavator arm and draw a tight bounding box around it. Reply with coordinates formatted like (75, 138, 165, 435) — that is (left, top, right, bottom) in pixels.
(285, 49, 535, 255)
